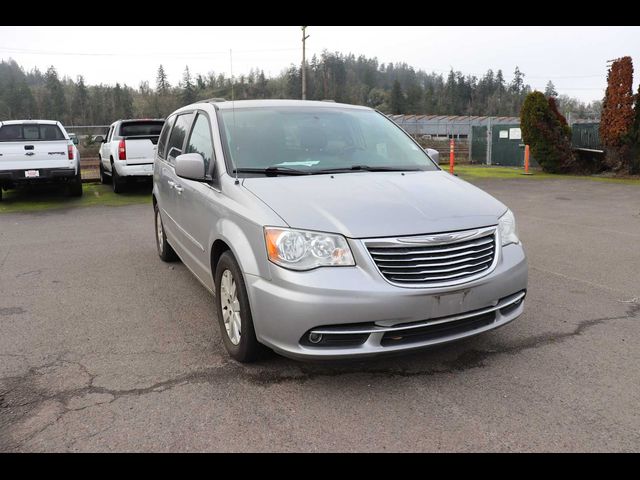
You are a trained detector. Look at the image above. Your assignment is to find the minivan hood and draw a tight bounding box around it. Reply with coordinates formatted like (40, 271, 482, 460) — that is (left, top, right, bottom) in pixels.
(242, 170, 507, 238)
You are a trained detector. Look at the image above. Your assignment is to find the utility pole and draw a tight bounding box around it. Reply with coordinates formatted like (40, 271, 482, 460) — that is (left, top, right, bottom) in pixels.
(301, 26, 310, 100)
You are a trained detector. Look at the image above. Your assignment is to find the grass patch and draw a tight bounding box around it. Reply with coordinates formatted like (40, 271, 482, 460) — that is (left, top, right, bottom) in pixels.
(0, 182, 151, 214)
(448, 165, 640, 185)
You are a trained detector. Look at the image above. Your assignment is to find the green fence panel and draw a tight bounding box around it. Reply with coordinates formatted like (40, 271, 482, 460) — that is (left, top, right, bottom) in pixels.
(490, 124, 538, 167)
(471, 126, 487, 163)
(491, 124, 524, 166)
(572, 123, 600, 150)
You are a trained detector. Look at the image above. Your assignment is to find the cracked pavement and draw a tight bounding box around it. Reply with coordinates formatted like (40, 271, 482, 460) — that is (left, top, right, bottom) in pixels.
(0, 178, 639, 452)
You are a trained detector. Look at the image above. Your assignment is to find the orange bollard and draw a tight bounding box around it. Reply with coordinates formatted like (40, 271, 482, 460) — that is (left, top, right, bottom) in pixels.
(449, 139, 454, 174)
(521, 144, 533, 175)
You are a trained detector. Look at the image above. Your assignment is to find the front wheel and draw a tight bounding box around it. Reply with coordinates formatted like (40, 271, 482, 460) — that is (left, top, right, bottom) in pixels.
(99, 158, 109, 184)
(215, 251, 267, 362)
(154, 202, 178, 262)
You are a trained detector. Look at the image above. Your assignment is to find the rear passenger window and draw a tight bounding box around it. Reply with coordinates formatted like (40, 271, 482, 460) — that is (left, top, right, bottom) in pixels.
(0, 125, 22, 141)
(186, 113, 215, 174)
(0, 124, 65, 141)
(106, 125, 114, 142)
(157, 115, 175, 159)
(23, 125, 41, 140)
(166, 113, 194, 164)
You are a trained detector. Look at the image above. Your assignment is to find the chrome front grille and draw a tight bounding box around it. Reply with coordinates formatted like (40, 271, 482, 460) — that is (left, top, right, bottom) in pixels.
(365, 226, 498, 287)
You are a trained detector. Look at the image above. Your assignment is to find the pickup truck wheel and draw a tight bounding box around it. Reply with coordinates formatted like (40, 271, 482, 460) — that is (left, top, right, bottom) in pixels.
(215, 251, 267, 362)
(112, 163, 125, 193)
(154, 203, 178, 262)
(99, 160, 109, 184)
(67, 171, 83, 197)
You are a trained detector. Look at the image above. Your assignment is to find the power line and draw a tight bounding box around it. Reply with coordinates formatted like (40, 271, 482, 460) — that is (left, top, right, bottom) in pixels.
(0, 46, 300, 57)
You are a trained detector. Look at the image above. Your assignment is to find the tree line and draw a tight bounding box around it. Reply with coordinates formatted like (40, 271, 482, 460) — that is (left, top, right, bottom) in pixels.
(0, 51, 601, 126)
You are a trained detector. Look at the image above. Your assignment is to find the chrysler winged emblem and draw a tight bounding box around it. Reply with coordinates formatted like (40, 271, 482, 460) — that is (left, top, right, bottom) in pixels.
(396, 230, 479, 244)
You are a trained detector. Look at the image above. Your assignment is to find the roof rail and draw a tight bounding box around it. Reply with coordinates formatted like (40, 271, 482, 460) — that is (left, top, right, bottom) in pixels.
(321, 99, 335, 102)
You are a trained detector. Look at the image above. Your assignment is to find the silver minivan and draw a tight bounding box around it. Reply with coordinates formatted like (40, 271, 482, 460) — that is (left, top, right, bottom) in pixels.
(152, 100, 527, 362)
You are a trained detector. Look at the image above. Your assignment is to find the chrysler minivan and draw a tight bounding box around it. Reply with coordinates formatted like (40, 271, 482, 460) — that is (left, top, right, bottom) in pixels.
(152, 100, 527, 362)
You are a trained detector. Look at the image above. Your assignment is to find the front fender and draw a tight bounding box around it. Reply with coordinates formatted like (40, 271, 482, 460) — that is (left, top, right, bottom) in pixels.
(213, 218, 271, 280)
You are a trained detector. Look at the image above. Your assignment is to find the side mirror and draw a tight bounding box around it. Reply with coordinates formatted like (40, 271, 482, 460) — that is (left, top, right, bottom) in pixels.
(175, 153, 206, 181)
(94, 135, 104, 143)
(425, 147, 440, 164)
(72, 137, 79, 145)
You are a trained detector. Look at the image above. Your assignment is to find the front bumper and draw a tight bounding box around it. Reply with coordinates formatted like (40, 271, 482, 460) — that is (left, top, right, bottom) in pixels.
(113, 161, 154, 178)
(245, 241, 528, 360)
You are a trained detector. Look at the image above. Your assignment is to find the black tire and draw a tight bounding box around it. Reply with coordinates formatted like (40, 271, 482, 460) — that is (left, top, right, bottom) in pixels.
(111, 162, 125, 193)
(0, 188, 3, 202)
(154, 202, 178, 262)
(99, 158, 109, 184)
(67, 169, 83, 197)
(215, 251, 267, 362)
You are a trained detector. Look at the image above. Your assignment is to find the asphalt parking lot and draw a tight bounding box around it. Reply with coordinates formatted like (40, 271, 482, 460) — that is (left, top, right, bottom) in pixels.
(0, 177, 639, 452)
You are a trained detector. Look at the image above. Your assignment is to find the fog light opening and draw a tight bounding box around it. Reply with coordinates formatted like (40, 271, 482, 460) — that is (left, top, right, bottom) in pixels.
(308, 332, 323, 344)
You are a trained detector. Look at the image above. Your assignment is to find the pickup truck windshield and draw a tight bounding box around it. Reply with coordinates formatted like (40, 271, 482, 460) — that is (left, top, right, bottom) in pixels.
(0, 124, 65, 142)
(218, 107, 438, 175)
(119, 121, 164, 137)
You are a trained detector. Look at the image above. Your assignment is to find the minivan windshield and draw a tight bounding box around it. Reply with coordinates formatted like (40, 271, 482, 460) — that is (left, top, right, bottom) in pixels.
(218, 107, 439, 175)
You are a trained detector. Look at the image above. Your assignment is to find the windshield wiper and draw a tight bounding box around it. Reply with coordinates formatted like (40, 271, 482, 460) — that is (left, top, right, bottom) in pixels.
(234, 166, 310, 176)
(312, 165, 423, 174)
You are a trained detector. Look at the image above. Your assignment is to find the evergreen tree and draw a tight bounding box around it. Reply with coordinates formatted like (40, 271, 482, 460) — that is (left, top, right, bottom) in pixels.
(599, 56, 635, 172)
(521, 91, 575, 173)
(389, 80, 404, 114)
(600, 56, 634, 147)
(180, 66, 196, 104)
(630, 83, 640, 173)
(44, 66, 66, 120)
(405, 83, 423, 114)
(156, 64, 170, 93)
(72, 75, 88, 124)
(509, 66, 525, 95)
(17, 81, 35, 118)
(548, 96, 571, 137)
(113, 83, 124, 118)
(256, 70, 268, 98)
(544, 81, 558, 98)
(495, 70, 506, 93)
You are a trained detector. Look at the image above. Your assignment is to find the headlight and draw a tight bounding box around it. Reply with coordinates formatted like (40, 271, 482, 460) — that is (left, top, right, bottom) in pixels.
(498, 209, 519, 246)
(264, 227, 355, 270)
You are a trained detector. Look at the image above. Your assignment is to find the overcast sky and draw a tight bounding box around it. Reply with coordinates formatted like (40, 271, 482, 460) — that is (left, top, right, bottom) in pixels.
(1, 26, 639, 103)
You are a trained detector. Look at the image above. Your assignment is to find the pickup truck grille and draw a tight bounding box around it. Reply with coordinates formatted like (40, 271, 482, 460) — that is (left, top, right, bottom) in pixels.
(365, 227, 498, 288)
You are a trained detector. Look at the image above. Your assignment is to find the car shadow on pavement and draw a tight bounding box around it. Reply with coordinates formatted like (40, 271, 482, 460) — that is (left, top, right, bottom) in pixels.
(237, 337, 490, 385)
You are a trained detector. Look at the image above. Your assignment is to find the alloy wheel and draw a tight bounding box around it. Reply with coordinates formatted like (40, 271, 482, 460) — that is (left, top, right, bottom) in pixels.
(220, 269, 241, 345)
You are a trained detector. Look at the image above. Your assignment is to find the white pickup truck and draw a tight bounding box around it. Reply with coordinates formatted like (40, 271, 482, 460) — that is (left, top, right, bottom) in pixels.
(0, 120, 82, 201)
(98, 119, 164, 193)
